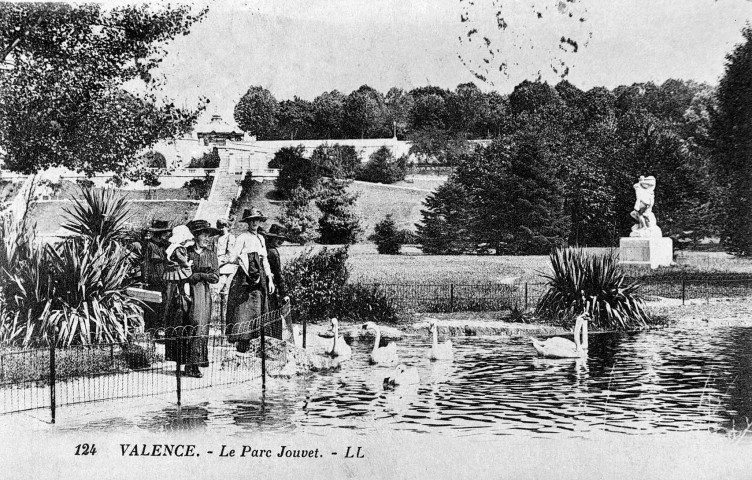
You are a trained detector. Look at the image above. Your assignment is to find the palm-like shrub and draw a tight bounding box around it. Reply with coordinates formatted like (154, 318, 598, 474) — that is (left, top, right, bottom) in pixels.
(0, 187, 142, 347)
(60, 187, 131, 243)
(536, 247, 651, 329)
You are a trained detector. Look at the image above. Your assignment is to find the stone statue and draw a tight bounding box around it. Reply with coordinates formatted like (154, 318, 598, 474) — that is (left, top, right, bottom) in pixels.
(629, 175, 662, 238)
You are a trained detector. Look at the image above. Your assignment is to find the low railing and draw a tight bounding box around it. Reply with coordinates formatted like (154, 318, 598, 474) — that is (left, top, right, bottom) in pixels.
(0, 302, 296, 422)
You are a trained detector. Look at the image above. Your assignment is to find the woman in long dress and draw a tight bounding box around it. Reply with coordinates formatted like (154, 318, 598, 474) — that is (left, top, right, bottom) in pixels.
(226, 208, 275, 353)
(164, 220, 220, 378)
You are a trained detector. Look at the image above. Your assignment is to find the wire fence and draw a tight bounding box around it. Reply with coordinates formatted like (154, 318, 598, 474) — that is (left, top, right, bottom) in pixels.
(0, 301, 298, 421)
(366, 275, 752, 313)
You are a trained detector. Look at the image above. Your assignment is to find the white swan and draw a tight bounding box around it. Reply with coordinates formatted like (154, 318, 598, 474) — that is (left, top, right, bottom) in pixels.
(427, 320, 453, 361)
(363, 322, 399, 364)
(532, 313, 589, 358)
(383, 364, 420, 388)
(327, 318, 351, 358)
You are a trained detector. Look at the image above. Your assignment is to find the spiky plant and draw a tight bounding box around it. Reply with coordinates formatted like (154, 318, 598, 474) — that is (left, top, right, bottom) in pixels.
(536, 247, 651, 329)
(60, 187, 132, 243)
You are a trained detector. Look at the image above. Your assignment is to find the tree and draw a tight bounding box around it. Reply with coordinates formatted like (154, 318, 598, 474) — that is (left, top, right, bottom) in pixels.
(384, 87, 413, 139)
(356, 146, 406, 184)
(0, 3, 206, 178)
(268, 145, 305, 169)
(373, 214, 402, 254)
(312, 90, 346, 139)
(188, 148, 220, 168)
(343, 85, 387, 139)
(417, 180, 477, 254)
(278, 186, 319, 244)
(310, 143, 360, 179)
(509, 80, 562, 116)
(316, 179, 363, 244)
(183, 173, 213, 200)
(409, 91, 449, 131)
(711, 26, 752, 253)
(446, 82, 489, 136)
(408, 128, 471, 165)
(274, 147, 321, 198)
(277, 96, 314, 140)
(234, 85, 279, 139)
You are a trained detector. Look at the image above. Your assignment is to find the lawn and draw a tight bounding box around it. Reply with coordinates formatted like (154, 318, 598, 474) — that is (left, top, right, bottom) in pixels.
(53, 181, 194, 200)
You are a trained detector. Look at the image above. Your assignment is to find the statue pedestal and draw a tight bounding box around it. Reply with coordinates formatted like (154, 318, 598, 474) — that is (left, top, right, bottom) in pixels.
(619, 237, 673, 269)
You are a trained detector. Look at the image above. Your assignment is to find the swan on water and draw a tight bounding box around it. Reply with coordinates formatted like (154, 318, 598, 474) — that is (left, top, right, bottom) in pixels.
(427, 320, 453, 361)
(327, 317, 351, 358)
(531, 313, 589, 359)
(383, 364, 420, 388)
(363, 322, 399, 364)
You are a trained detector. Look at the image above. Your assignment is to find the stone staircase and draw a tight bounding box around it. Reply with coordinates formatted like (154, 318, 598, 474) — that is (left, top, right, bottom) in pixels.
(193, 169, 239, 222)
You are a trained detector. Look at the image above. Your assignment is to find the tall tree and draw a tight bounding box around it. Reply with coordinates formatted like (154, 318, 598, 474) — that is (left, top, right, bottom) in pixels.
(316, 179, 363, 244)
(384, 87, 413, 138)
(277, 96, 314, 140)
(343, 85, 387, 139)
(711, 26, 752, 254)
(234, 85, 279, 139)
(312, 90, 346, 139)
(0, 3, 206, 178)
(417, 180, 477, 254)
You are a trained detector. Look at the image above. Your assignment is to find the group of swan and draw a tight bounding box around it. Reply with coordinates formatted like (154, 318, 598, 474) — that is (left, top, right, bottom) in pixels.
(531, 313, 590, 359)
(316, 318, 454, 388)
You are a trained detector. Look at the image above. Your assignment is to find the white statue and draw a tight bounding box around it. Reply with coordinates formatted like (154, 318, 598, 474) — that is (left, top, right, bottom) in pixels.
(629, 175, 662, 238)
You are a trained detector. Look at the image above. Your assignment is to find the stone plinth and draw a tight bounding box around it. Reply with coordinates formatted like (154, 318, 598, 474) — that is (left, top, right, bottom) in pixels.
(619, 237, 673, 269)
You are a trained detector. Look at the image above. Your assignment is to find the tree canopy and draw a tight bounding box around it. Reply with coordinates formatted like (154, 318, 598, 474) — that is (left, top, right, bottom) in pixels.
(0, 3, 207, 178)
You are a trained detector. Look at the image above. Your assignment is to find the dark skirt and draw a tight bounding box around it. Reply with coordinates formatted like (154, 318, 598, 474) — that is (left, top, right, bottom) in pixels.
(226, 274, 268, 343)
(164, 282, 209, 367)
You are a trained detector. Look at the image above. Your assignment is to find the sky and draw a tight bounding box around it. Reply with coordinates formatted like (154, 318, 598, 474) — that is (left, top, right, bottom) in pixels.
(142, 0, 752, 123)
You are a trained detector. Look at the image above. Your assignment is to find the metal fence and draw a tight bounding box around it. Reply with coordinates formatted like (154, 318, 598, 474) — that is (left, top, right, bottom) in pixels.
(366, 276, 752, 313)
(0, 302, 298, 422)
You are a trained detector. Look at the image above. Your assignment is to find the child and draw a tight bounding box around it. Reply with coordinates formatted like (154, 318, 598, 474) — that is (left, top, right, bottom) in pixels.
(164, 225, 194, 297)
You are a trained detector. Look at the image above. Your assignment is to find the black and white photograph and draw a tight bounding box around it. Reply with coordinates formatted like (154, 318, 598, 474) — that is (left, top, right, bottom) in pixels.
(1, 0, 752, 478)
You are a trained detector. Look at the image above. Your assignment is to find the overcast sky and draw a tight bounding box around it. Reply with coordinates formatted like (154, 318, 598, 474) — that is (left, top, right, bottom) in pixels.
(146, 0, 752, 122)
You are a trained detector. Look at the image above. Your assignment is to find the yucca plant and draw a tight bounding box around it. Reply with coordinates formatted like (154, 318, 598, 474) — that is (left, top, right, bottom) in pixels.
(60, 187, 132, 243)
(535, 247, 651, 329)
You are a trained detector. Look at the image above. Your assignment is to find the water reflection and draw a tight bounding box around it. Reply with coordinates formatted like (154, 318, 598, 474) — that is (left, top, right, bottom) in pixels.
(57, 326, 752, 438)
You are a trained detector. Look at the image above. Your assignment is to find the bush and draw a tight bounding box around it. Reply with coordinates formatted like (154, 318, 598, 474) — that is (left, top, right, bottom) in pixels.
(283, 246, 350, 321)
(535, 247, 652, 330)
(182, 172, 214, 200)
(275, 146, 321, 198)
(373, 214, 402, 254)
(332, 283, 399, 324)
(187, 148, 220, 168)
(278, 186, 319, 244)
(356, 147, 407, 184)
(310, 143, 360, 179)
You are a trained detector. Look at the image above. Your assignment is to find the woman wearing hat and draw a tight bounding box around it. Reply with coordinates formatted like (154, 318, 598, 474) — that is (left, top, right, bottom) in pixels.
(226, 208, 275, 353)
(164, 220, 221, 378)
(141, 219, 172, 330)
(261, 224, 290, 340)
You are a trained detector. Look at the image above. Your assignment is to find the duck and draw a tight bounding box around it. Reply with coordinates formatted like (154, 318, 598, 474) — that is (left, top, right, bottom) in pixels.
(363, 322, 399, 364)
(427, 320, 453, 361)
(383, 364, 420, 388)
(531, 313, 589, 359)
(327, 317, 351, 358)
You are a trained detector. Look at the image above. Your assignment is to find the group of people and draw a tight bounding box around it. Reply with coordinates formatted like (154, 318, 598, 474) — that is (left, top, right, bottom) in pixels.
(138, 208, 289, 378)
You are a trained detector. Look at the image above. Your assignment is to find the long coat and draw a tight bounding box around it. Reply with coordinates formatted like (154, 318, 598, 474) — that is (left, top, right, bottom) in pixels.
(142, 239, 167, 330)
(164, 245, 219, 366)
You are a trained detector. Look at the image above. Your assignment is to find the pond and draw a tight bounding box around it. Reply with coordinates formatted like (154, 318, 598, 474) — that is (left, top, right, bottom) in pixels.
(55, 325, 752, 438)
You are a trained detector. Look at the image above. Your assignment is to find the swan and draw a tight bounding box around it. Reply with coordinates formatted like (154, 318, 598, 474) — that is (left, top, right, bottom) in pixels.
(531, 313, 589, 358)
(327, 318, 351, 358)
(383, 364, 420, 388)
(363, 322, 399, 364)
(427, 320, 453, 360)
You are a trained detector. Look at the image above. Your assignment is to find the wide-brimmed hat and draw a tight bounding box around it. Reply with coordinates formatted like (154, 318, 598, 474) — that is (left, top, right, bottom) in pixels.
(186, 219, 222, 236)
(147, 219, 171, 232)
(241, 208, 267, 223)
(262, 224, 289, 241)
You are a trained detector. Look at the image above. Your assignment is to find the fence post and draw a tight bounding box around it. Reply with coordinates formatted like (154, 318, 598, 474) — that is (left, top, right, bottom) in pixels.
(261, 319, 266, 390)
(681, 278, 685, 306)
(49, 328, 56, 424)
(175, 337, 182, 408)
(524, 283, 529, 311)
(705, 280, 710, 305)
(302, 316, 307, 349)
(450, 284, 455, 312)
